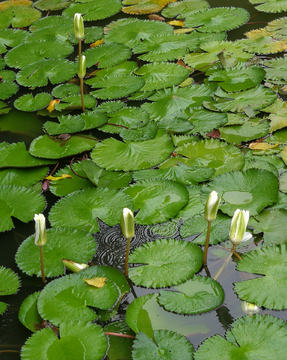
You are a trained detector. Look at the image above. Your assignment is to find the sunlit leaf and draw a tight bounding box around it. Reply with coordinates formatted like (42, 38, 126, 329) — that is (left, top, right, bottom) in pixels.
(34, 0, 71, 11)
(249, 0, 287, 13)
(0, 5, 41, 29)
(122, 0, 176, 14)
(0, 28, 27, 54)
(83, 277, 106, 288)
(242, 28, 287, 54)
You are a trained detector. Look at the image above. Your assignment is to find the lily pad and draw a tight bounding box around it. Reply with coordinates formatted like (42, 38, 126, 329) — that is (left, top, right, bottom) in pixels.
(37, 270, 120, 325)
(91, 129, 174, 171)
(0, 167, 48, 187)
(235, 244, 287, 309)
(249, 0, 287, 13)
(21, 322, 108, 360)
(175, 185, 205, 220)
(124, 179, 189, 225)
(0, 28, 27, 54)
(158, 275, 224, 314)
(0, 185, 46, 232)
(202, 169, 279, 216)
(104, 19, 174, 48)
(63, 0, 122, 21)
(184, 7, 250, 33)
(176, 138, 244, 177)
(162, 0, 210, 18)
(122, 0, 176, 14)
(0, 5, 41, 29)
(83, 43, 131, 69)
(33, 0, 71, 11)
(18, 291, 41, 332)
(0, 266, 20, 296)
(134, 62, 189, 92)
(132, 330, 194, 360)
(16, 228, 96, 278)
(14, 93, 52, 112)
(0, 69, 18, 100)
(128, 239, 203, 288)
(49, 187, 133, 233)
(195, 314, 287, 360)
(29, 134, 98, 159)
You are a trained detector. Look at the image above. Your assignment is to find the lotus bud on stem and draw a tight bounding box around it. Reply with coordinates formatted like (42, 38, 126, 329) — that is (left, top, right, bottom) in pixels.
(34, 214, 47, 283)
(229, 209, 252, 260)
(78, 55, 86, 112)
(203, 191, 220, 265)
(120, 208, 134, 276)
(74, 13, 84, 61)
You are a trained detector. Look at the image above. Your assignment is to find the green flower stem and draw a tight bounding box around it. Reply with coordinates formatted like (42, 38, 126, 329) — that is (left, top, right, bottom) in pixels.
(203, 221, 212, 265)
(105, 332, 135, 339)
(39, 246, 45, 283)
(78, 39, 82, 61)
(125, 237, 131, 277)
(80, 77, 85, 112)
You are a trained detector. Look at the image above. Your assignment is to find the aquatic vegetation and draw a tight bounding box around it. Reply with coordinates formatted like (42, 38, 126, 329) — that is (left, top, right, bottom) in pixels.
(2, 0, 287, 358)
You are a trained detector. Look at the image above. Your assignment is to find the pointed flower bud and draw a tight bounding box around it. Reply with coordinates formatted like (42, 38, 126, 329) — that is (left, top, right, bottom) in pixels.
(78, 54, 86, 79)
(229, 209, 252, 245)
(204, 190, 220, 222)
(74, 13, 84, 40)
(242, 301, 259, 315)
(34, 214, 47, 247)
(62, 259, 89, 273)
(121, 208, 134, 240)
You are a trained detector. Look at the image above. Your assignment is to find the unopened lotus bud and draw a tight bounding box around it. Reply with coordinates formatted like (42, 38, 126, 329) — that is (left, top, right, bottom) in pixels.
(74, 13, 84, 40)
(34, 214, 47, 247)
(121, 208, 134, 240)
(78, 55, 86, 79)
(204, 190, 220, 222)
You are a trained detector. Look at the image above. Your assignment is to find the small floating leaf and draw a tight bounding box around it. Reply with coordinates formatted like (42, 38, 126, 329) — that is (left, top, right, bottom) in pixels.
(128, 239, 203, 288)
(83, 277, 106, 288)
(0, 266, 20, 296)
(14, 93, 52, 112)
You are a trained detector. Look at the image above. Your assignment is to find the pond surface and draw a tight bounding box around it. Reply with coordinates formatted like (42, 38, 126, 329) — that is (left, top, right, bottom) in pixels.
(1, 0, 287, 359)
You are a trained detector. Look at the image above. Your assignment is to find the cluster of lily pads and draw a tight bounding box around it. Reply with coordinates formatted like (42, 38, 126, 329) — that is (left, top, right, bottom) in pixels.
(2, 0, 287, 359)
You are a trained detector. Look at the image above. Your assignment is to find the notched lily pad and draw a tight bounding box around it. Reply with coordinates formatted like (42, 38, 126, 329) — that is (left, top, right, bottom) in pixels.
(14, 93, 52, 112)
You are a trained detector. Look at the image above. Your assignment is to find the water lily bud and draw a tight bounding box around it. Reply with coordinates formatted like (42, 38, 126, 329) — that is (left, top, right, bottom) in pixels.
(34, 214, 47, 247)
(229, 209, 251, 245)
(242, 301, 259, 315)
(121, 208, 134, 240)
(204, 190, 220, 222)
(78, 55, 86, 79)
(74, 13, 84, 40)
(62, 259, 89, 273)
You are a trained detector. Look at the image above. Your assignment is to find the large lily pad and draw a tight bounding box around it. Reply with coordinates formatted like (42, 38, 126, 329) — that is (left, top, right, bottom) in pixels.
(21, 322, 108, 360)
(63, 0, 121, 20)
(124, 179, 189, 224)
(235, 244, 287, 310)
(176, 138, 245, 177)
(49, 187, 133, 233)
(91, 129, 174, 171)
(195, 314, 287, 360)
(249, 0, 287, 13)
(158, 275, 224, 314)
(0, 185, 46, 232)
(29, 134, 98, 159)
(0, 5, 41, 29)
(16, 228, 96, 278)
(128, 239, 203, 288)
(202, 169, 279, 216)
(0, 28, 27, 54)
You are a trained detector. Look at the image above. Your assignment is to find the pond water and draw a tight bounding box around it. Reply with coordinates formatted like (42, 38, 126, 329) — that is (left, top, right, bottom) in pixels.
(1, 0, 287, 359)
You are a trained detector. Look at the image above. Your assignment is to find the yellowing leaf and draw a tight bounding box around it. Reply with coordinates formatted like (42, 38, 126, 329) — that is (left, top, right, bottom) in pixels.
(45, 174, 73, 181)
(0, 0, 32, 11)
(168, 20, 184, 27)
(174, 28, 194, 34)
(83, 277, 107, 288)
(245, 28, 272, 39)
(47, 99, 60, 113)
(122, 0, 177, 15)
(249, 142, 280, 150)
(90, 39, 104, 48)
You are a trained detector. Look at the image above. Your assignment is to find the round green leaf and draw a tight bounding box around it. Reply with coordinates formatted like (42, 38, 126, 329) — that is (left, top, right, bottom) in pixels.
(0, 167, 48, 187)
(91, 129, 174, 171)
(49, 187, 133, 233)
(132, 330, 194, 360)
(0, 69, 18, 100)
(83, 43, 131, 69)
(249, 0, 287, 13)
(134, 63, 189, 92)
(158, 275, 224, 315)
(0, 185, 46, 232)
(202, 169, 279, 216)
(104, 19, 174, 48)
(62, 0, 121, 21)
(37, 270, 120, 325)
(0, 266, 20, 295)
(128, 239, 203, 288)
(195, 314, 287, 360)
(14, 93, 52, 112)
(21, 322, 108, 360)
(16, 59, 77, 88)
(184, 7, 250, 33)
(124, 179, 189, 225)
(0, 6, 41, 29)
(176, 138, 245, 177)
(0, 28, 27, 54)
(235, 244, 287, 310)
(162, 0, 210, 18)
(16, 228, 96, 278)
(19, 292, 41, 332)
(29, 134, 97, 159)
(34, 0, 71, 11)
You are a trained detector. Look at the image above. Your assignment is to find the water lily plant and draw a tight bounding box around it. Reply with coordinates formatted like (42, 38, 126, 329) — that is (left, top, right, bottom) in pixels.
(203, 190, 220, 265)
(34, 213, 47, 283)
(120, 207, 135, 276)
